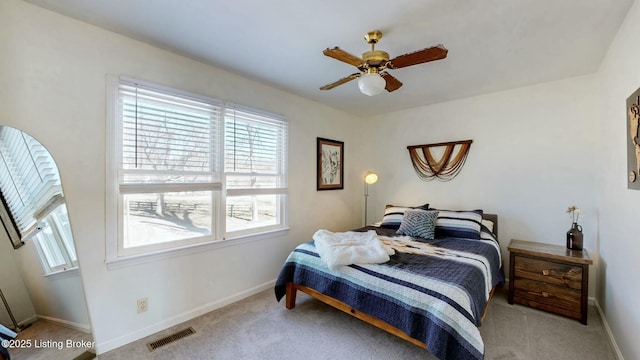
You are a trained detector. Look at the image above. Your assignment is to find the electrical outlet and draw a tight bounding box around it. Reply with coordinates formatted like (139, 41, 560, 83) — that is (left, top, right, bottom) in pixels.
(137, 297, 148, 314)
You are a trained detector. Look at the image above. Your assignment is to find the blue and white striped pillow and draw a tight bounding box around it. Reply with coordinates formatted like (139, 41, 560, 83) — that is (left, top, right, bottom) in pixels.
(380, 203, 429, 229)
(435, 209, 483, 239)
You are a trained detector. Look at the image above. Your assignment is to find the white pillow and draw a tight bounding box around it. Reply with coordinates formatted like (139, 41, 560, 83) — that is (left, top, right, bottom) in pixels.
(481, 219, 494, 233)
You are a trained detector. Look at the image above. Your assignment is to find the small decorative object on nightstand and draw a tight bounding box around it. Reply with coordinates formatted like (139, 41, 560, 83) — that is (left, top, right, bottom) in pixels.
(566, 223, 583, 250)
(566, 206, 583, 250)
(508, 239, 593, 324)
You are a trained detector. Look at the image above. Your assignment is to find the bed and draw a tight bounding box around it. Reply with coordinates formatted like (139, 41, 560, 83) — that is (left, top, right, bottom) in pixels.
(274, 209, 503, 360)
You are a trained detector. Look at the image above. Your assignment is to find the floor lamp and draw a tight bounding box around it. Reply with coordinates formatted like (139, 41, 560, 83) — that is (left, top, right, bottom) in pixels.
(0, 288, 27, 332)
(364, 171, 378, 226)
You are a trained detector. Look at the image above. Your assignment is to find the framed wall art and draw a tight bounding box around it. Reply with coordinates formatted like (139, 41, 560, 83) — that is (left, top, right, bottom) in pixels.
(627, 88, 640, 190)
(317, 137, 344, 190)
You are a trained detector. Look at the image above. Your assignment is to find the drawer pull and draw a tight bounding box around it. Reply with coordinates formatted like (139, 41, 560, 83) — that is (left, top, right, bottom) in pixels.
(542, 269, 550, 276)
(541, 292, 549, 298)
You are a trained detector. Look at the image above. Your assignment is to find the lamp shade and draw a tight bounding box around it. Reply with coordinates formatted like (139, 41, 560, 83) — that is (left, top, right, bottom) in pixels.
(358, 73, 386, 96)
(364, 171, 378, 185)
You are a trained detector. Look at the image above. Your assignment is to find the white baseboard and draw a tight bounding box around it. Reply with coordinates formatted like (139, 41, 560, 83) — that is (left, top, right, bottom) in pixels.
(36, 314, 91, 334)
(94, 279, 275, 355)
(594, 299, 625, 360)
(18, 315, 38, 328)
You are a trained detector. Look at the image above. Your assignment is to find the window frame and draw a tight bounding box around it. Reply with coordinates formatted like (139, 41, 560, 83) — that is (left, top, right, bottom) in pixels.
(105, 75, 289, 267)
(32, 204, 78, 274)
(222, 103, 288, 240)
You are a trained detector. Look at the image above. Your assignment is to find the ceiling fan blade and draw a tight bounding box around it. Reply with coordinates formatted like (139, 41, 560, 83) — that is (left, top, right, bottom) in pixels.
(323, 47, 363, 68)
(319, 73, 361, 90)
(388, 45, 448, 69)
(381, 72, 403, 92)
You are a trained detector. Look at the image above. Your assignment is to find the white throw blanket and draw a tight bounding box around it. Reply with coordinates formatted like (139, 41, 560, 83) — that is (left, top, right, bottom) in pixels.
(0, 324, 17, 339)
(312, 229, 394, 270)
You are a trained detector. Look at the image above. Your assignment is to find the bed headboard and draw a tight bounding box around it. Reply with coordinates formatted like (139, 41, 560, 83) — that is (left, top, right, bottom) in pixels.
(483, 213, 498, 239)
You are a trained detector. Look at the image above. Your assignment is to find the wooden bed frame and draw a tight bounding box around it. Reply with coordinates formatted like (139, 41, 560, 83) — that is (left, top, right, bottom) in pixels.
(284, 213, 500, 350)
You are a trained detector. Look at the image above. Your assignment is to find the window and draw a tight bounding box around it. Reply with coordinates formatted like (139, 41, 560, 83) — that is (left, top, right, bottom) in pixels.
(107, 77, 288, 261)
(224, 105, 288, 237)
(34, 204, 78, 273)
(112, 78, 223, 257)
(0, 126, 77, 274)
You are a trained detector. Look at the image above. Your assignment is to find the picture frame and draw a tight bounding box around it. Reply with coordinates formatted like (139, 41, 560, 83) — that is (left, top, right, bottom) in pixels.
(627, 87, 640, 190)
(317, 137, 344, 190)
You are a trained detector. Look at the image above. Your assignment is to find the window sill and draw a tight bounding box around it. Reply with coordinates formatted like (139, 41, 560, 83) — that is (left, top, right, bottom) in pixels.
(44, 267, 80, 280)
(106, 228, 290, 270)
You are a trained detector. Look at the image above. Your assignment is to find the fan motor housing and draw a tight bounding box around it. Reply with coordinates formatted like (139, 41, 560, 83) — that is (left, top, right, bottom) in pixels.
(362, 50, 389, 66)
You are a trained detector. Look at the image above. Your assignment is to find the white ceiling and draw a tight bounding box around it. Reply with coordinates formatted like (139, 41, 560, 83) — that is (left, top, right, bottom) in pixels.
(26, 0, 634, 117)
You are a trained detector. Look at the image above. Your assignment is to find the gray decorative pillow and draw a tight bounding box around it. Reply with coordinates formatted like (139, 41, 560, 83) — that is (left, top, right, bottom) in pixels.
(396, 209, 439, 239)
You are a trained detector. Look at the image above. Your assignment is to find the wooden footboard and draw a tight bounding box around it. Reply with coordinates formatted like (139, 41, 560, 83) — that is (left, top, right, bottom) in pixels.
(285, 282, 498, 350)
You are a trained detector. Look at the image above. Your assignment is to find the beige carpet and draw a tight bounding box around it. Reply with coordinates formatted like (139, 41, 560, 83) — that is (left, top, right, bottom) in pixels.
(5, 319, 94, 360)
(96, 286, 616, 360)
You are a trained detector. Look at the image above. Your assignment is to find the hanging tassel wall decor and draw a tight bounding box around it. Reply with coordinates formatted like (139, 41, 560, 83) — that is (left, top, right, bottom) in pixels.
(407, 140, 472, 181)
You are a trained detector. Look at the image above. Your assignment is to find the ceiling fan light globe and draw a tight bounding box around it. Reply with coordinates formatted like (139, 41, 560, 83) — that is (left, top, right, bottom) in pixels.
(358, 73, 386, 96)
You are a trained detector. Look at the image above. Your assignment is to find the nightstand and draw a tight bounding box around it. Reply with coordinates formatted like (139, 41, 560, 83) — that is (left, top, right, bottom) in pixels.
(508, 239, 593, 324)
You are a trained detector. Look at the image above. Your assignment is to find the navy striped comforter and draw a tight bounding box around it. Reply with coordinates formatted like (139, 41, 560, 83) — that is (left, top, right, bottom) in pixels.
(274, 227, 504, 360)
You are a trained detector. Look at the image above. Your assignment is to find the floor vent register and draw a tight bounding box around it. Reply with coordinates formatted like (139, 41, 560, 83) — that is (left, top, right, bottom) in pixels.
(147, 327, 196, 351)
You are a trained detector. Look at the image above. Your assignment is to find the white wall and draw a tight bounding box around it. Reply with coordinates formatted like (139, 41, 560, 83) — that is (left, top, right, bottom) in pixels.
(0, 232, 36, 327)
(596, 0, 640, 358)
(14, 239, 91, 332)
(365, 75, 600, 292)
(5, 0, 638, 358)
(0, 0, 363, 354)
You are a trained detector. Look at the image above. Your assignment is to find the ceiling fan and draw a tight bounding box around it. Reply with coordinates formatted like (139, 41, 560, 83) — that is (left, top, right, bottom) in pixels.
(320, 30, 448, 96)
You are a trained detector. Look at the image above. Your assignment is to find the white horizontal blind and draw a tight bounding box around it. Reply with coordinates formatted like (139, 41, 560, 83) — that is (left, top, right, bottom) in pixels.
(118, 81, 222, 187)
(224, 104, 288, 195)
(114, 78, 225, 255)
(107, 76, 289, 259)
(0, 127, 62, 235)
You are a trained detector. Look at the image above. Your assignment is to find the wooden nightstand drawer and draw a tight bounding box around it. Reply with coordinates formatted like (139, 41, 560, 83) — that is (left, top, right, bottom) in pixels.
(512, 278, 581, 311)
(508, 239, 592, 324)
(513, 256, 582, 290)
